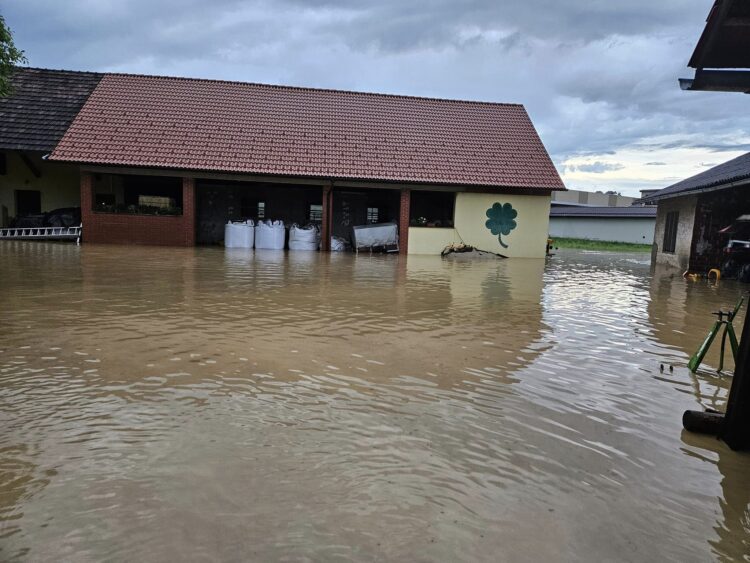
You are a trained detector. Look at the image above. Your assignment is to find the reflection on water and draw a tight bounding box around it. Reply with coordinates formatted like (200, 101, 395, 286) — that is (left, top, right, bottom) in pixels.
(0, 243, 749, 561)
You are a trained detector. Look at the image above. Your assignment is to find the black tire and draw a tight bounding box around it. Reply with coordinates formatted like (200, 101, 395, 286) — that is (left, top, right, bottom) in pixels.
(722, 258, 739, 279)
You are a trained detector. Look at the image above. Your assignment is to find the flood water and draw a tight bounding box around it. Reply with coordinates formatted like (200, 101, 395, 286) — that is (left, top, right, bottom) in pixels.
(1, 242, 749, 562)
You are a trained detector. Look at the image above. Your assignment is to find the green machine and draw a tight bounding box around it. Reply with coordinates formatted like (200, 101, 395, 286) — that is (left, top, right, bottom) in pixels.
(688, 297, 744, 373)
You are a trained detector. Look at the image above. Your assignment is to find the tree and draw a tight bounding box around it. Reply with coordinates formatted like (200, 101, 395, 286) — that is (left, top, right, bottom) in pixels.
(0, 14, 27, 97)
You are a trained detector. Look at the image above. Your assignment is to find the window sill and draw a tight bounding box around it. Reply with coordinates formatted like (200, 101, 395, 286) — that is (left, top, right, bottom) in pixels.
(92, 210, 183, 217)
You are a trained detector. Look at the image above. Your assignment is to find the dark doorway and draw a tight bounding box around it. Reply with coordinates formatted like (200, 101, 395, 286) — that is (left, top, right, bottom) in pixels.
(331, 188, 400, 241)
(15, 189, 41, 216)
(195, 180, 322, 245)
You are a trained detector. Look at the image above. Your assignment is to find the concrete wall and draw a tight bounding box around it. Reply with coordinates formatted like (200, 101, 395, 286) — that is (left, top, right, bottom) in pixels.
(551, 189, 634, 207)
(549, 217, 655, 244)
(408, 227, 460, 254)
(652, 195, 698, 270)
(0, 151, 81, 225)
(453, 192, 551, 258)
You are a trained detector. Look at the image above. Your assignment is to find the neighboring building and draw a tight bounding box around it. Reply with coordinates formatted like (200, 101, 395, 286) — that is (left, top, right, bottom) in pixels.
(549, 206, 656, 244)
(0, 68, 102, 227)
(27, 71, 564, 256)
(647, 152, 750, 271)
(551, 189, 635, 207)
(648, 0, 750, 273)
(639, 189, 660, 205)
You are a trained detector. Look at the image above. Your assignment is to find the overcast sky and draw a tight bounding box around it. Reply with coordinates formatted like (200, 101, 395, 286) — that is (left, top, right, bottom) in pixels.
(5, 0, 749, 196)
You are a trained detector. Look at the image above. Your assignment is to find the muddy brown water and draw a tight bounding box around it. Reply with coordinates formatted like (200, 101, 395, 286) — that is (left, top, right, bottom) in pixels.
(1, 242, 749, 562)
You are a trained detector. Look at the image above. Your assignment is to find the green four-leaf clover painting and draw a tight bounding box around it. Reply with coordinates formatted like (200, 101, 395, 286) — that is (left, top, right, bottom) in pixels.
(485, 202, 518, 248)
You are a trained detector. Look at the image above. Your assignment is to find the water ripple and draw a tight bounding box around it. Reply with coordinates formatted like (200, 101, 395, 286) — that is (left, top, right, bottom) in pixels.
(0, 243, 749, 561)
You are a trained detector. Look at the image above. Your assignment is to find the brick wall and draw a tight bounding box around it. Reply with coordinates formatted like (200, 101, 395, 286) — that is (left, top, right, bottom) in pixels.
(81, 173, 196, 246)
(399, 188, 410, 254)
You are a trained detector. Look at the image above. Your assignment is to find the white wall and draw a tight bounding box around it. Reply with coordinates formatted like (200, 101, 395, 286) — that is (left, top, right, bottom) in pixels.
(551, 189, 635, 207)
(548, 216, 655, 244)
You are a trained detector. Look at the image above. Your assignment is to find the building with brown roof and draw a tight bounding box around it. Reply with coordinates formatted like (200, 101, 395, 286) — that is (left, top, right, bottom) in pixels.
(0, 68, 102, 227)
(3, 68, 564, 255)
(648, 0, 750, 273)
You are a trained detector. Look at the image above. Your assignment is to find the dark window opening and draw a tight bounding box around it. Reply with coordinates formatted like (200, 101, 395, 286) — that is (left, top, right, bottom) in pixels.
(15, 189, 41, 216)
(95, 193, 115, 208)
(366, 207, 379, 223)
(663, 211, 679, 253)
(240, 198, 266, 220)
(309, 204, 323, 223)
(0, 153, 6, 175)
(410, 191, 455, 227)
(94, 175, 183, 215)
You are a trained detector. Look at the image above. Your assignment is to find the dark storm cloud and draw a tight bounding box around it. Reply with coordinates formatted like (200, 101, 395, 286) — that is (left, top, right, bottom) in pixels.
(3, 0, 749, 195)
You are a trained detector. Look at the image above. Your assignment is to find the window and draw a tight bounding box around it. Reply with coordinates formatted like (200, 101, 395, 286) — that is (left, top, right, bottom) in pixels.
(240, 198, 266, 220)
(410, 191, 455, 227)
(95, 193, 115, 208)
(663, 211, 679, 253)
(93, 175, 183, 215)
(366, 207, 379, 223)
(309, 204, 323, 223)
(0, 153, 6, 175)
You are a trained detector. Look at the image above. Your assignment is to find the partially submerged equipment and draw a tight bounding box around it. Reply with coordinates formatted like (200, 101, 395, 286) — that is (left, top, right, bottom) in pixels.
(688, 297, 743, 373)
(351, 222, 398, 253)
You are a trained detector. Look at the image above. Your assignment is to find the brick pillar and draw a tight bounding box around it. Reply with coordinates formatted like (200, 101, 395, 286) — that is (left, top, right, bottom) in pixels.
(399, 188, 410, 255)
(182, 177, 196, 246)
(321, 183, 332, 251)
(80, 172, 94, 243)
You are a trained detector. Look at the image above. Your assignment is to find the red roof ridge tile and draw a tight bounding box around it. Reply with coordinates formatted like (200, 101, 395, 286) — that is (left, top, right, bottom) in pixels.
(100, 71, 527, 109)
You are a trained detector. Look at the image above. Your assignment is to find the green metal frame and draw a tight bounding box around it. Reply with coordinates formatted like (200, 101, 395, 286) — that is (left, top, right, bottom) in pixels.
(688, 297, 744, 373)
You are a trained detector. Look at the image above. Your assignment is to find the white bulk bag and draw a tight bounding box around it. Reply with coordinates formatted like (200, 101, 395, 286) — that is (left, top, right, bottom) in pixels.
(255, 220, 286, 249)
(288, 224, 320, 251)
(330, 236, 346, 251)
(224, 220, 255, 248)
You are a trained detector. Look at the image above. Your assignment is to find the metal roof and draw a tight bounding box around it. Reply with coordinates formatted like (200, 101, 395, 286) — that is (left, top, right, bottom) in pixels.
(0, 68, 103, 152)
(48, 73, 565, 191)
(644, 152, 750, 202)
(549, 206, 656, 218)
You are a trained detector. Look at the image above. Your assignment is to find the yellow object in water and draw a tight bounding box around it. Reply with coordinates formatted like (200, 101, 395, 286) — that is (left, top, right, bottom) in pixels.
(708, 268, 721, 281)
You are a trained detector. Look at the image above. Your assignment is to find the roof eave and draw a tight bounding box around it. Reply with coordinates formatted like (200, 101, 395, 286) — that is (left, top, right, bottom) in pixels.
(679, 69, 750, 93)
(643, 176, 750, 203)
(49, 157, 566, 192)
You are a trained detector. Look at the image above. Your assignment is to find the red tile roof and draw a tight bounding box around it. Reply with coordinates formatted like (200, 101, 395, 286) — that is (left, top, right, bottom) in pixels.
(49, 73, 565, 191)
